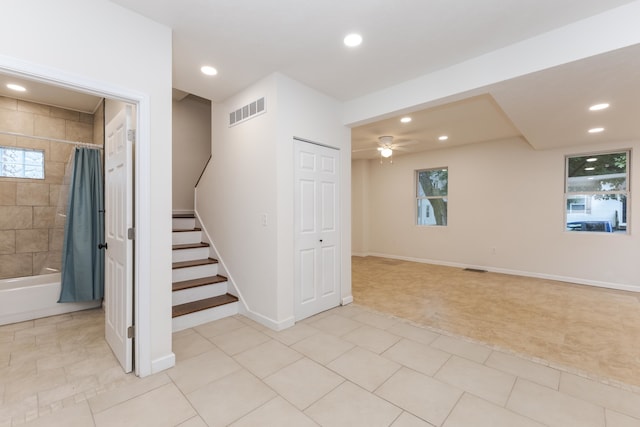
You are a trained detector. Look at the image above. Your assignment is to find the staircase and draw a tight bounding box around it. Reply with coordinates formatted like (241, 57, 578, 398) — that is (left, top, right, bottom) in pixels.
(172, 213, 238, 332)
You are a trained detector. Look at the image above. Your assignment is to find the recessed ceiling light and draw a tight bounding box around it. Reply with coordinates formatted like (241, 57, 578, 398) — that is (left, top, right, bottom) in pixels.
(200, 65, 218, 76)
(400, 117, 412, 123)
(438, 135, 449, 141)
(585, 167, 595, 171)
(588, 127, 604, 134)
(586, 157, 598, 162)
(343, 33, 362, 47)
(6, 83, 26, 92)
(589, 103, 610, 111)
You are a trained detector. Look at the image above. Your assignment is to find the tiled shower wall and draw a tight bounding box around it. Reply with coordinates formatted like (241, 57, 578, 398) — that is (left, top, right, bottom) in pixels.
(0, 96, 103, 280)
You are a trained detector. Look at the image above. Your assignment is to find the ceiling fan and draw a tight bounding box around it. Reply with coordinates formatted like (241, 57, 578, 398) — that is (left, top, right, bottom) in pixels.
(352, 135, 417, 162)
(376, 136, 395, 158)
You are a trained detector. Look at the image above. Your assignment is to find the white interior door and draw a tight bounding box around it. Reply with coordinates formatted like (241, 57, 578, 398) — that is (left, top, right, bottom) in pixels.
(294, 139, 341, 320)
(104, 105, 133, 373)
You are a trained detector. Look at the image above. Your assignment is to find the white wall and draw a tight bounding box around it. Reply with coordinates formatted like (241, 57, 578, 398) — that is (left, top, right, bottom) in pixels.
(173, 96, 211, 211)
(196, 73, 351, 329)
(353, 137, 640, 290)
(351, 159, 370, 256)
(1, 0, 174, 375)
(197, 74, 280, 325)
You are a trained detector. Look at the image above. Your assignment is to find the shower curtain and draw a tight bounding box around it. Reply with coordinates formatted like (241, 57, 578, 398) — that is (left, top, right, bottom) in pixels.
(58, 147, 104, 302)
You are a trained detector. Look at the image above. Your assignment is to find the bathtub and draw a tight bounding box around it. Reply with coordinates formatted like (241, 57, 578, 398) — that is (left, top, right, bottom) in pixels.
(0, 273, 102, 326)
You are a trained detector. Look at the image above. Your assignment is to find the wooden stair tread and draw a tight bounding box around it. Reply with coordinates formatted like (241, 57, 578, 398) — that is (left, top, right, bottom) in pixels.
(172, 242, 210, 250)
(172, 227, 201, 233)
(172, 258, 218, 269)
(172, 294, 238, 318)
(172, 275, 227, 292)
(172, 213, 195, 218)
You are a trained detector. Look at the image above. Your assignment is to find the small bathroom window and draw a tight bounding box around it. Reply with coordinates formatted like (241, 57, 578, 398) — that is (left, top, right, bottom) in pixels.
(0, 146, 45, 179)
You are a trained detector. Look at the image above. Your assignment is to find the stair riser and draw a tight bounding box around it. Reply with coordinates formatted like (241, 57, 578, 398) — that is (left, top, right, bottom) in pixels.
(172, 231, 202, 245)
(172, 263, 219, 282)
(172, 282, 228, 306)
(172, 301, 238, 332)
(172, 217, 196, 229)
(172, 247, 210, 263)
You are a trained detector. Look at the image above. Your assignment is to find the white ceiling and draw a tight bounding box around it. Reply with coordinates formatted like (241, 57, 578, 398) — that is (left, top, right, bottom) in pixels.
(106, 0, 636, 158)
(0, 74, 102, 114)
(352, 43, 640, 159)
(110, 0, 634, 103)
(1, 1, 637, 158)
(489, 44, 640, 151)
(352, 94, 522, 159)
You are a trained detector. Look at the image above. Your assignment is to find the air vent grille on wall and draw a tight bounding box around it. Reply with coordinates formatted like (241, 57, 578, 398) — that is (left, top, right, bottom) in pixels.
(229, 97, 266, 126)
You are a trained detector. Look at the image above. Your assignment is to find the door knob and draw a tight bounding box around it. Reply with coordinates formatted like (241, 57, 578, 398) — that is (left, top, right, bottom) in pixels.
(98, 242, 108, 250)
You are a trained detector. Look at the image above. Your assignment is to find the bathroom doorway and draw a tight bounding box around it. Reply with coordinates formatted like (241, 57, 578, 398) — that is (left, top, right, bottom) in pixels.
(0, 67, 144, 375)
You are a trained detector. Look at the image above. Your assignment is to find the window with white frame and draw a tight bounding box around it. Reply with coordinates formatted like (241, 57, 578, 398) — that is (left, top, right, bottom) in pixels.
(416, 167, 448, 226)
(565, 151, 629, 233)
(0, 146, 45, 179)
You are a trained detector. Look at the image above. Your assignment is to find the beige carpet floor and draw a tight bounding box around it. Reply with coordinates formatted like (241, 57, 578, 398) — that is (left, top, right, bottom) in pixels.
(352, 256, 640, 387)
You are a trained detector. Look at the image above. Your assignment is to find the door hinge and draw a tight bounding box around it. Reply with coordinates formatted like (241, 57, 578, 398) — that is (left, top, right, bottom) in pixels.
(127, 325, 135, 339)
(127, 227, 135, 240)
(127, 129, 136, 143)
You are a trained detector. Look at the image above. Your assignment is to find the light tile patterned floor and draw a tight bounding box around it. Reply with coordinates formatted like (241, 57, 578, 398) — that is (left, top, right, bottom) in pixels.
(352, 256, 640, 388)
(2, 304, 640, 426)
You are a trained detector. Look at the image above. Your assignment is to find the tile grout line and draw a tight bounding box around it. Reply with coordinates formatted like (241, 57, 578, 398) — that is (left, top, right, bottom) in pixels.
(229, 395, 281, 426)
(431, 353, 453, 379)
(503, 378, 553, 427)
(387, 411, 404, 427)
(248, 356, 338, 424)
(166, 365, 206, 427)
(440, 390, 467, 427)
(372, 364, 451, 426)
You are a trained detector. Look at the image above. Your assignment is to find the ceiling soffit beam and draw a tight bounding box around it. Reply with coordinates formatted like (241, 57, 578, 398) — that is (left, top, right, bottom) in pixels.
(343, 1, 640, 127)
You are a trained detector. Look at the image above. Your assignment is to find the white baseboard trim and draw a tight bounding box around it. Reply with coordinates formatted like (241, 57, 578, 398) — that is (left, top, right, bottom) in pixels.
(351, 252, 369, 257)
(151, 352, 176, 374)
(366, 252, 640, 293)
(342, 295, 354, 305)
(238, 305, 295, 331)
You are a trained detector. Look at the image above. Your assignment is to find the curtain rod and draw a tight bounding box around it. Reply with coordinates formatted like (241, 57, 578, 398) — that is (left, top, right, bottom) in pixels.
(0, 130, 103, 150)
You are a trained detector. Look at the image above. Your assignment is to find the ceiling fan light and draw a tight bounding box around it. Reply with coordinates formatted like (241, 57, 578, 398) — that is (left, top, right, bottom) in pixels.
(380, 147, 393, 158)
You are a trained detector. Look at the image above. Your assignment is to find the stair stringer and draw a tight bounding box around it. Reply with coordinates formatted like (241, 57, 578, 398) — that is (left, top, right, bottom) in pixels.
(193, 210, 294, 331)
